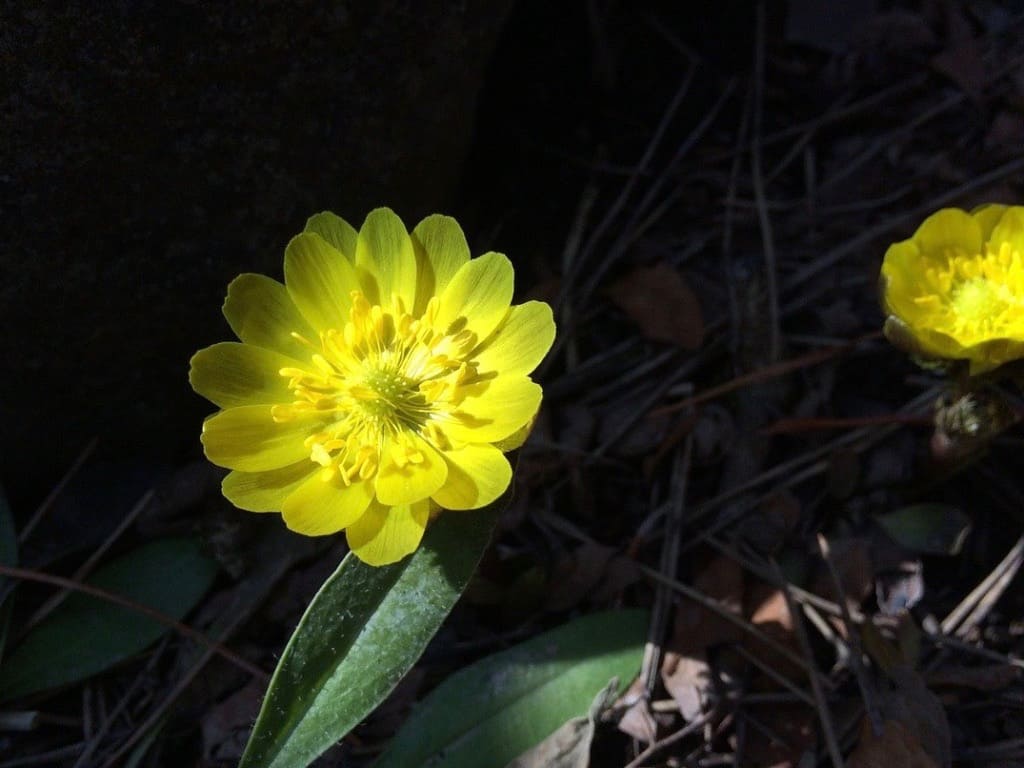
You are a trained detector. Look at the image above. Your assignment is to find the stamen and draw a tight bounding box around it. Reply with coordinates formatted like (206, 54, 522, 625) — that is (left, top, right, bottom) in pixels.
(275, 291, 475, 484)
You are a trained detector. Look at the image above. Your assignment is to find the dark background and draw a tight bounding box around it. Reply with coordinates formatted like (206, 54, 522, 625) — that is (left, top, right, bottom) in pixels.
(1, 0, 760, 511)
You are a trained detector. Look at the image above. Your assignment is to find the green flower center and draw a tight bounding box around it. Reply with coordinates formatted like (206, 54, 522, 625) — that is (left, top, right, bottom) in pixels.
(270, 291, 479, 484)
(356, 367, 428, 429)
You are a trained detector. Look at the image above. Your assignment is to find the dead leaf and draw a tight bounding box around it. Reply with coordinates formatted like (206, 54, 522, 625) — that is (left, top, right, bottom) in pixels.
(861, 619, 910, 676)
(662, 651, 712, 721)
(589, 554, 642, 603)
(848, 718, 939, 768)
(740, 703, 816, 768)
(202, 679, 264, 762)
(507, 679, 618, 768)
(676, 555, 746, 652)
(615, 676, 659, 743)
(544, 542, 617, 612)
(926, 663, 1020, 692)
(745, 583, 804, 687)
(875, 665, 952, 768)
(660, 555, 744, 720)
(609, 263, 704, 349)
(810, 536, 875, 619)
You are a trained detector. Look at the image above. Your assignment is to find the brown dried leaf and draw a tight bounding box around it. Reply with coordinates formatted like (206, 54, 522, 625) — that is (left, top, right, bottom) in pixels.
(745, 583, 804, 687)
(660, 555, 744, 719)
(544, 542, 617, 612)
(615, 676, 659, 743)
(848, 718, 939, 768)
(661, 651, 711, 722)
(668, 555, 745, 656)
(926, 663, 1021, 692)
(740, 703, 816, 768)
(875, 665, 952, 768)
(589, 553, 642, 603)
(811, 537, 875, 619)
(202, 679, 264, 762)
(609, 263, 704, 349)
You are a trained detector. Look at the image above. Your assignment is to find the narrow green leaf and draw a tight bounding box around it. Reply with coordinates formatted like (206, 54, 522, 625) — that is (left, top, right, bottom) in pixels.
(0, 538, 218, 701)
(239, 505, 499, 768)
(876, 504, 972, 555)
(374, 609, 649, 768)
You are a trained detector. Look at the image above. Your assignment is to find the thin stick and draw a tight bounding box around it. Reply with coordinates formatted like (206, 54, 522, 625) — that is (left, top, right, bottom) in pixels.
(71, 637, 170, 768)
(0, 563, 267, 682)
(640, 441, 693, 694)
(18, 438, 99, 543)
(782, 155, 1024, 303)
(771, 561, 845, 768)
(817, 533, 881, 734)
(940, 535, 1024, 637)
(24, 490, 155, 632)
(751, 1, 780, 363)
(623, 711, 712, 768)
(651, 331, 882, 417)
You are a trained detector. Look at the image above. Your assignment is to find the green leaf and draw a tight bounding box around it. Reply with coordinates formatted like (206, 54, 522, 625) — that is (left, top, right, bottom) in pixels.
(876, 504, 972, 555)
(0, 538, 218, 701)
(506, 679, 620, 768)
(239, 505, 499, 768)
(374, 609, 649, 768)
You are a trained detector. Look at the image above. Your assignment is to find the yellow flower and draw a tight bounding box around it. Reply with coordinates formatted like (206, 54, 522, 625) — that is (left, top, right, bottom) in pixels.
(190, 208, 555, 565)
(880, 205, 1024, 375)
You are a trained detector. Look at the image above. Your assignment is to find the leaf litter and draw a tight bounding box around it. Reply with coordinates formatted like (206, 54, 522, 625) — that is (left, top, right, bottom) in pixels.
(6, 3, 1024, 767)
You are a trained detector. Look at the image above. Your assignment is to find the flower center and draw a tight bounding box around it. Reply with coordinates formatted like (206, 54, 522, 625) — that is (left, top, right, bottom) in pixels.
(271, 291, 479, 484)
(922, 243, 1024, 343)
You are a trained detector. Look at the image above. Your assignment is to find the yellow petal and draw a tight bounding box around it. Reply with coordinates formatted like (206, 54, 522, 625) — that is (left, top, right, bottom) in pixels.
(971, 203, 1008, 243)
(375, 432, 448, 506)
(304, 211, 358, 260)
(201, 405, 320, 471)
(493, 415, 536, 452)
(880, 239, 925, 318)
(189, 342, 297, 409)
(411, 214, 470, 316)
(884, 315, 964, 361)
(345, 500, 429, 566)
(281, 473, 374, 536)
(223, 273, 317, 360)
(284, 232, 360, 331)
(987, 206, 1024, 257)
(432, 443, 511, 510)
(355, 207, 418, 311)
(222, 460, 317, 512)
(913, 208, 983, 257)
(967, 337, 1024, 375)
(436, 251, 514, 342)
(471, 301, 555, 377)
(444, 377, 543, 444)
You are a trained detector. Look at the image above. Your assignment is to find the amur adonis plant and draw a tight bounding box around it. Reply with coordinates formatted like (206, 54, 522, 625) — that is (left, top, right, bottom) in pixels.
(190, 208, 555, 566)
(881, 204, 1024, 375)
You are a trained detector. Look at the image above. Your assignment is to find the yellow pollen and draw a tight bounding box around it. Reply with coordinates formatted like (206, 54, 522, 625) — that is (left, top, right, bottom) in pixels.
(277, 291, 479, 484)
